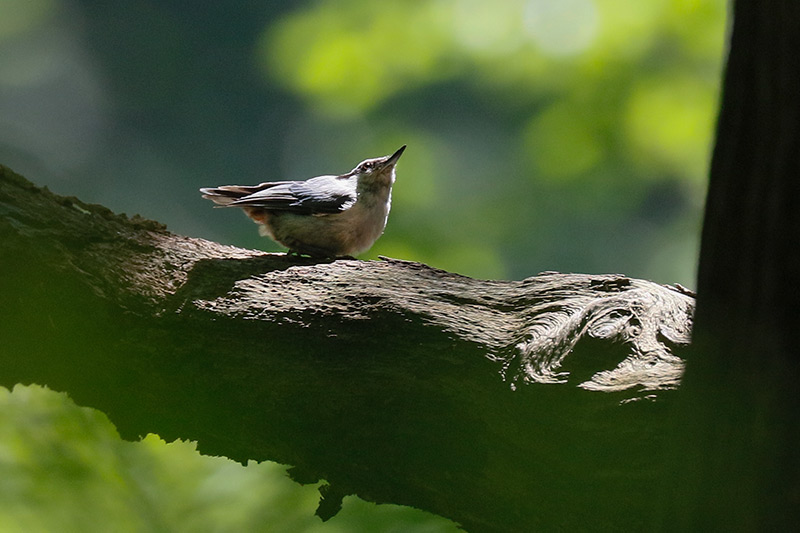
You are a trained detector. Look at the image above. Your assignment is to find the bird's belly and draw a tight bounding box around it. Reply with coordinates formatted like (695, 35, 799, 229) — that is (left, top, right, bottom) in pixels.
(268, 203, 389, 256)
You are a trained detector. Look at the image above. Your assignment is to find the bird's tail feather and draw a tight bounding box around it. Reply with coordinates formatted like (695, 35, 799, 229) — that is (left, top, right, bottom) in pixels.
(200, 184, 268, 206)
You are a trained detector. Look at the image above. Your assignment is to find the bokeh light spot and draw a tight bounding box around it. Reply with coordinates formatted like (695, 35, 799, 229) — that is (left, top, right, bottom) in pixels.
(624, 75, 717, 182)
(524, 0, 599, 57)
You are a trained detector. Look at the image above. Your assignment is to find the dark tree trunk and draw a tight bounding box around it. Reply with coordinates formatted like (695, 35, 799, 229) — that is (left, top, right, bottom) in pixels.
(664, 1, 800, 528)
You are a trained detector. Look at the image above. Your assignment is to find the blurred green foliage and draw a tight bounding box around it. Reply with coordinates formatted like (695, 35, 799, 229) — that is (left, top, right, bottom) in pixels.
(254, 0, 724, 282)
(0, 384, 460, 532)
(0, 0, 725, 284)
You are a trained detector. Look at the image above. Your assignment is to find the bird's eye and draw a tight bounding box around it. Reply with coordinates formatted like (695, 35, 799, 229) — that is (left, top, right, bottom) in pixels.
(361, 162, 373, 171)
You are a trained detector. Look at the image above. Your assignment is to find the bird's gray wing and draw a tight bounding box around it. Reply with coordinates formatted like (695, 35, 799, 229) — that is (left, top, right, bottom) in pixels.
(229, 175, 356, 214)
(200, 181, 293, 206)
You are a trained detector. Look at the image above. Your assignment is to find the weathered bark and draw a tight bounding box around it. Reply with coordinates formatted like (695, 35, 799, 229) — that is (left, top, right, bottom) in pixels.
(0, 165, 693, 531)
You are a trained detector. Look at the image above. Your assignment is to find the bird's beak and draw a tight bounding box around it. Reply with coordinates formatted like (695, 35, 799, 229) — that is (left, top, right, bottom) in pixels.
(384, 145, 406, 167)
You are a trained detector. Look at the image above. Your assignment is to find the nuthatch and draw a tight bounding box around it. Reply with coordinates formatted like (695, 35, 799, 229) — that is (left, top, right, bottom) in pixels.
(200, 145, 405, 257)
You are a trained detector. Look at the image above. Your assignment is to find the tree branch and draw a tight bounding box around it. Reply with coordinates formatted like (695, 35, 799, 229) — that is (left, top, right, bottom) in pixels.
(0, 164, 693, 531)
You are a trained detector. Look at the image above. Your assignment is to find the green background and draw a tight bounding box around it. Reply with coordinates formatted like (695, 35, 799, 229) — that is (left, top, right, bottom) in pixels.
(0, 0, 725, 284)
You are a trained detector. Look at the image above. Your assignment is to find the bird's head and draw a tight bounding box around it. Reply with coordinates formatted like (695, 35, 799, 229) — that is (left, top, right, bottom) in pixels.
(347, 145, 406, 187)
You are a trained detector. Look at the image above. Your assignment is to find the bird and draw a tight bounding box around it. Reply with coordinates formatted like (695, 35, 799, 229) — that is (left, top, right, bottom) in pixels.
(200, 145, 405, 258)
